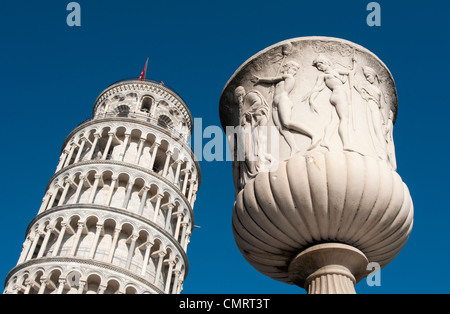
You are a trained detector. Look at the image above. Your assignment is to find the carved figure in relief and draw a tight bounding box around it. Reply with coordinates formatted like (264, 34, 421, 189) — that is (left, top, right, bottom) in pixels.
(385, 109, 397, 170)
(244, 91, 272, 173)
(254, 61, 320, 154)
(233, 87, 272, 190)
(303, 54, 357, 150)
(354, 66, 387, 159)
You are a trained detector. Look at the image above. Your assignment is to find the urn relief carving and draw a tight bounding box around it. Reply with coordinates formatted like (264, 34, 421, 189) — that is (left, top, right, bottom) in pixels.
(219, 37, 413, 294)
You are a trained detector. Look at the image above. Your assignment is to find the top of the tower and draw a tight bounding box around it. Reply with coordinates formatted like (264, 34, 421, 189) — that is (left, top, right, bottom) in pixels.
(92, 78, 194, 141)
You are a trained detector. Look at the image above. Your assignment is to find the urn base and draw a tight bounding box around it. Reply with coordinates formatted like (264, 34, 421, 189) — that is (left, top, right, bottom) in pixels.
(288, 243, 369, 294)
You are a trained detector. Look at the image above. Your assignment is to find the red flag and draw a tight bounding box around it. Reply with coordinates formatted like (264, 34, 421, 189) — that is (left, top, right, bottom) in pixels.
(138, 58, 149, 81)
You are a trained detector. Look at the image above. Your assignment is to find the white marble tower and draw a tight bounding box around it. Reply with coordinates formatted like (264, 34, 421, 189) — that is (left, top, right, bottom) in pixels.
(4, 78, 200, 294)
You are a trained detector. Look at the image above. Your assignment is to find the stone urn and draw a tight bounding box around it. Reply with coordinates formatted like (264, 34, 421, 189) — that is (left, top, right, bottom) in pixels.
(219, 37, 413, 294)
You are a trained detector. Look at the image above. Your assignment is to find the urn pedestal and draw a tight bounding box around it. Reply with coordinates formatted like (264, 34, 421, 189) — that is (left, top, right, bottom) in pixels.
(219, 37, 413, 294)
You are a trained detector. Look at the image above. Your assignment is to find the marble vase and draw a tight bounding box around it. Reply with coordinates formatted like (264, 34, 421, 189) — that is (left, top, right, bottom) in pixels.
(219, 37, 413, 294)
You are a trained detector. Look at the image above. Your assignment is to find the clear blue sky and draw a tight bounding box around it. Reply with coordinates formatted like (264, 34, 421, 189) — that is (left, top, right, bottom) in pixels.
(0, 0, 449, 294)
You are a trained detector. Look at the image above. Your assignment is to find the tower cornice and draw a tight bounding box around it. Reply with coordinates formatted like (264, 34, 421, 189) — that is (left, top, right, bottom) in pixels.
(92, 79, 193, 132)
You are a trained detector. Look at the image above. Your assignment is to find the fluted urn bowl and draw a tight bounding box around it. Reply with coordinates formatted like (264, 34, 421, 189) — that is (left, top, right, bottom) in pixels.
(232, 150, 413, 284)
(219, 37, 413, 290)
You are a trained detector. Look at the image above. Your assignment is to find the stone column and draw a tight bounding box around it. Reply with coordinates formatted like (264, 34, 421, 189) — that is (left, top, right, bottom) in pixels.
(152, 250, 166, 286)
(38, 193, 51, 214)
(173, 212, 184, 240)
(88, 223, 103, 259)
(162, 150, 173, 177)
(37, 226, 53, 258)
(134, 138, 146, 164)
(17, 237, 32, 264)
(88, 174, 101, 203)
(219, 36, 414, 294)
(171, 270, 181, 294)
(71, 175, 85, 204)
(69, 222, 84, 257)
(138, 187, 149, 216)
(106, 228, 121, 263)
(140, 242, 153, 276)
(119, 133, 130, 161)
(149, 142, 160, 170)
(122, 181, 134, 209)
(26, 231, 41, 261)
(104, 176, 117, 206)
(164, 259, 175, 293)
(102, 132, 114, 160)
(179, 222, 188, 250)
(176, 277, 184, 294)
(38, 279, 47, 294)
(152, 194, 164, 223)
(64, 144, 76, 167)
(56, 279, 66, 294)
(189, 186, 197, 207)
(74, 138, 87, 163)
(173, 160, 183, 185)
(56, 150, 69, 171)
(52, 223, 67, 257)
(125, 235, 138, 269)
(77, 280, 86, 294)
(87, 133, 100, 160)
(47, 184, 61, 209)
(181, 170, 190, 195)
(57, 180, 71, 206)
(183, 230, 191, 252)
(45, 192, 54, 211)
(23, 279, 32, 294)
(164, 203, 174, 230)
(187, 179, 196, 202)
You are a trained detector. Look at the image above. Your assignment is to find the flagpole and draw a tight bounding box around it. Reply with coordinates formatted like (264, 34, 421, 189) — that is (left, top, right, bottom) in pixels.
(138, 57, 149, 81)
(144, 57, 148, 80)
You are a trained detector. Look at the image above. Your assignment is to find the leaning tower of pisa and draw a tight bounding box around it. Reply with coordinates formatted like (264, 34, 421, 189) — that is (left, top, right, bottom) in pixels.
(3, 78, 200, 294)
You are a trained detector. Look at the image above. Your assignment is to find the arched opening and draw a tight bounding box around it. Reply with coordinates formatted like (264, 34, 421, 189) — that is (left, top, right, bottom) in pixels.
(140, 96, 153, 113)
(77, 216, 99, 259)
(110, 173, 130, 209)
(149, 239, 163, 280)
(161, 248, 173, 290)
(64, 270, 82, 294)
(125, 285, 137, 294)
(113, 223, 133, 267)
(96, 219, 117, 261)
(128, 178, 145, 214)
(44, 269, 62, 294)
(29, 271, 44, 294)
(157, 115, 173, 129)
(16, 274, 29, 294)
(132, 230, 149, 272)
(115, 105, 130, 118)
(104, 279, 120, 294)
(85, 274, 102, 294)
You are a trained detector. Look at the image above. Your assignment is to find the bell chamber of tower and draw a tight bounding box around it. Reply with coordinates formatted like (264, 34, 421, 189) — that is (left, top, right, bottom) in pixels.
(3, 78, 201, 294)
